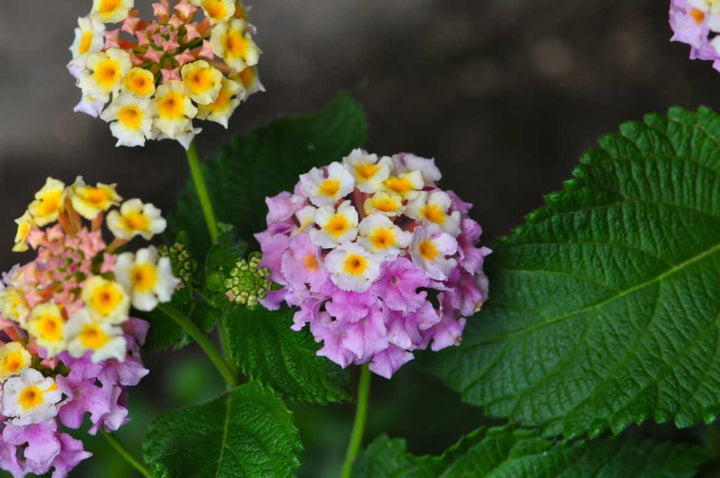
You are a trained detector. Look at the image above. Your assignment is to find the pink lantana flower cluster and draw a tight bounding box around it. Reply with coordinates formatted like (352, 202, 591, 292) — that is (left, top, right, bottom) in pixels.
(669, 0, 720, 70)
(255, 150, 491, 378)
(0, 177, 179, 477)
(68, 0, 263, 149)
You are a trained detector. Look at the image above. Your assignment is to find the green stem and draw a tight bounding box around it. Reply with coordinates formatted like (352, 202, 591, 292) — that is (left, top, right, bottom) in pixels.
(185, 141, 219, 242)
(102, 431, 152, 478)
(340, 364, 372, 478)
(158, 303, 239, 388)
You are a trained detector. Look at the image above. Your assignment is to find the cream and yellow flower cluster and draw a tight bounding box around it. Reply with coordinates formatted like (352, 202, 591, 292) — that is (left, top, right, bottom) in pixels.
(0, 177, 180, 477)
(68, 0, 263, 149)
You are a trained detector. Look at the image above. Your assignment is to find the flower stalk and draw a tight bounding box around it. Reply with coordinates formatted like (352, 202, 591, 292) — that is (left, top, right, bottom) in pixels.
(340, 364, 372, 478)
(102, 431, 152, 478)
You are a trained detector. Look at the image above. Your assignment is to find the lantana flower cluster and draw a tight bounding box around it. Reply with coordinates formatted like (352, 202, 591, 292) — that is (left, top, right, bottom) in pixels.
(68, 0, 263, 149)
(0, 177, 179, 477)
(256, 150, 491, 378)
(669, 0, 720, 70)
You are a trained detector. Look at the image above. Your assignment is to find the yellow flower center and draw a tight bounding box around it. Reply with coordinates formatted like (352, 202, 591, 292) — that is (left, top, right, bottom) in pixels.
(225, 31, 247, 56)
(37, 314, 64, 341)
(79, 32, 93, 55)
(130, 264, 158, 292)
(187, 68, 217, 94)
(304, 254, 319, 272)
(208, 88, 231, 112)
(343, 254, 368, 276)
(369, 229, 396, 249)
(203, 0, 228, 20)
(125, 70, 155, 96)
(83, 187, 113, 206)
(691, 9, 706, 24)
(80, 324, 110, 349)
(90, 283, 124, 316)
(94, 59, 121, 89)
(19, 386, 44, 410)
(418, 240, 439, 261)
(239, 67, 256, 86)
(319, 179, 340, 197)
(325, 215, 350, 238)
(384, 176, 413, 195)
(158, 92, 185, 119)
(3, 352, 25, 374)
(372, 196, 400, 213)
(118, 106, 144, 130)
(38, 191, 62, 216)
(99, 0, 121, 14)
(422, 205, 446, 225)
(355, 163, 379, 180)
(122, 211, 150, 232)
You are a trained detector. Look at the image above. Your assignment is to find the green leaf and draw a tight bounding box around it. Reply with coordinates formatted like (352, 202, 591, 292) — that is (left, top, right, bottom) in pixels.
(224, 306, 351, 404)
(429, 107, 720, 437)
(169, 92, 368, 258)
(143, 382, 301, 477)
(353, 426, 708, 478)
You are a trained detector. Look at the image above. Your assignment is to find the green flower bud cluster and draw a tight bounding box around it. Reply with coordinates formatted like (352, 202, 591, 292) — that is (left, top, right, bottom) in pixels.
(225, 253, 271, 307)
(158, 242, 198, 284)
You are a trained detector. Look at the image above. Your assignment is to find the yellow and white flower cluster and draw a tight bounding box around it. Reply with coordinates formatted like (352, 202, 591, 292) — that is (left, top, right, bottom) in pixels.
(68, 0, 263, 149)
(2, 177, 180, 364)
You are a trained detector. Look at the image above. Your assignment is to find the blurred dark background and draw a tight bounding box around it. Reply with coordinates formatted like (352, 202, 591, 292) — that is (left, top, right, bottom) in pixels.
(1, 0, 719, 476)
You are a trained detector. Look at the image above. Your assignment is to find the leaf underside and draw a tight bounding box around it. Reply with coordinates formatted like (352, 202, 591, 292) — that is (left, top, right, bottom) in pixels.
(429, 107, 720, 437)
(353, 426, 707, 478)
(143, 382, 301, 477)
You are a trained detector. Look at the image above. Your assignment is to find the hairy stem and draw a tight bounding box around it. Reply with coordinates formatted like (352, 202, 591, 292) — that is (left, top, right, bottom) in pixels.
(185, 141, 219, 242)
(158, 303, 239, 388)
(340, 364, 372, 478)
(102, 430, 152, 478)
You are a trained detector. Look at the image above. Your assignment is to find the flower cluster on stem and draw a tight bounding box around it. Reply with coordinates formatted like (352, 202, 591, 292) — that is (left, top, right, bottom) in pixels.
(68, 0, 263, 149)
(255, 150, 491, 378)
(0, 177, 179, 477)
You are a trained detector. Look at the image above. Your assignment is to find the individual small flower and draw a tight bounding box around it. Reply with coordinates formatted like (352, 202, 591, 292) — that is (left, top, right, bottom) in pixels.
(181, 60, 224, 105)
(154, 80, 198, 139)
(225, 253, 272, 307)
(363, 191, 404, 217)
(383, 170, 424, 198)
(91, 0, 134, 23)
(101, 94, 154, 147)
(343, 149, 393, 193)
(65, 308, 126, 362)
(69, 177, 122, 220)
(69, 17, 105, 61)
(13, 212, 36, 252)
(0, 288, 29, 323)
(236, 66, 264, 95)
(210, 19, 261, 72)
(357, 214, 412, 257)
(107, 199, 166, 240)
(191, 0, 236, 23)
(300, 162, 355, 207)
(2, 369, 62, 426)
(80, 48, 132, 96)
(123, 67, 156, 98)
(197, 77, 244, 128)
(114, 247, 180, 311)
(27, 178, 65, 227)
(410, 225, 458, 281)
(325, 242, 382, 292)
(394, 153, 442, 183)
(294, 205, 317, 234)
(310, 200, 359, 248)
(0, 342, 31, 379)
(26, 302, 66, 358)
(81, 276, 130, 324)
(406, 191, 461, 235)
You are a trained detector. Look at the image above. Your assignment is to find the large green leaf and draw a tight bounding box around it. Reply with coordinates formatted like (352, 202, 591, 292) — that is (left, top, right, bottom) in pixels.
(224, 307, 351, 403)
(169, 92, 368, 258)
(353, 426, 707, 477)
(429, 107, 720, 437)
(143, 382, 301, 477)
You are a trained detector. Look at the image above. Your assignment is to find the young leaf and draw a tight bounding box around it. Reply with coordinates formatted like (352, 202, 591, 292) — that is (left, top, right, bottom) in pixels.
(429, 107, 720, 437)
(353, 426, 708, 477)
(223, 306, 351, 404)
(143, 382, 301, 477)
(169, 92, 368, 258)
